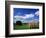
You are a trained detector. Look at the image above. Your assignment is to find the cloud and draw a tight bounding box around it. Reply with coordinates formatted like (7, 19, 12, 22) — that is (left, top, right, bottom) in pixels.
(34, 19, 38, 21)
(14, 14, 34, 19)
(22, 14, 34, 19)
(14, 14, 34, 23)
(14, 16, 23, 19)
(35, 11, 39, 16)
(34, 19, 39, 22)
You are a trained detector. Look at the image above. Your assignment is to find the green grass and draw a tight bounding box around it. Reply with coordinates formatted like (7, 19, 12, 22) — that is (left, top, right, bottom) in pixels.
(14, 24, 39, 30)
(14, 24, 31, 30)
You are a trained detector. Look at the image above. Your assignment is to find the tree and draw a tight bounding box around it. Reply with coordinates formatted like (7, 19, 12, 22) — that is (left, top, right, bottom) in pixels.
(16, 21, 22, 26)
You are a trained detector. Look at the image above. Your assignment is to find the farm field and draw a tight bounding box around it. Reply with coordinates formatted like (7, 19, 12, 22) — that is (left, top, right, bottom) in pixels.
(14, 23, 39, 30)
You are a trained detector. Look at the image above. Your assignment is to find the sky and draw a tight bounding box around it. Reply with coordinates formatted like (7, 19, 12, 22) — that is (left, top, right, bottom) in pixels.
(13, 8, 39, 23)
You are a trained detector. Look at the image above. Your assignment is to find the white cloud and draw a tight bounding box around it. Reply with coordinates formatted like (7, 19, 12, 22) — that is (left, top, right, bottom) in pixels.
(34, 19, 39, 22)
(35, 11, 39, 16)
(34, 19, 38, 21)
(14, 14, 34, 19)
(22, 14, 34, 19)
(14, 16, 23, 18)
(26, 14, 34, 18)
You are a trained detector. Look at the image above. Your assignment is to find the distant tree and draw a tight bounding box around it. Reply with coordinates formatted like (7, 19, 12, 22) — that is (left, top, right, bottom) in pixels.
(16, 21, 22, 26)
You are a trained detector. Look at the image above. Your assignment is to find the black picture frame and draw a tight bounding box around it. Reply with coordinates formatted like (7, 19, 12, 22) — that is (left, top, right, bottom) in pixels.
(5, 1, 45, 37)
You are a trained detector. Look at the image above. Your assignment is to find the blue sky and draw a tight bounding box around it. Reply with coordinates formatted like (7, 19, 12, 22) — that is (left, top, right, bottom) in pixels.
(13, 8, 39, 23)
